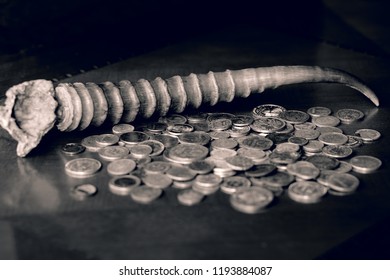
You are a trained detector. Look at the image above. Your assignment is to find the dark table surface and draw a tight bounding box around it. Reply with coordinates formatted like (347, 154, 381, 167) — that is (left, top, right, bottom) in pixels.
(0, 1, 389, 259)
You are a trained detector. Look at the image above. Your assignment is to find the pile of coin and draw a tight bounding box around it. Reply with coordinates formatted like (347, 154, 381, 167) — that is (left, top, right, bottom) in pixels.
(62, 104, 382, 214)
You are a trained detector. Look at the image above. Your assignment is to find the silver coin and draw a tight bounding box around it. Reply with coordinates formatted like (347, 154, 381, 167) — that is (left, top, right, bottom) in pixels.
(166, 123, 194, 135)
(192, 182, 220, 195)
(231, 115, 254, 126)
(355, 129, 381, 142)
(322, 145, 353, 159)
(194, 173, 222, 188)
(130, 186, 162, 204)
(71, 184, 98, 200)
(140, 140, 165, 157)
(144, 161, 172, 174)
(108, 175, 141, 195)
(158, 114, 187, 124)
(207, 112, 235, 122)
(244, 164, 276, 177)
(286, 161, 320, 180)
(316, 170, 337, 186)
(172, 179, 194, 189)
(230, 187, 274, 214)
(150, 134, 179, 148)
(130, 144, 153, 158)
(288, 136, 309, 146)
(190, 122, 210, 132)
(333, 161, 353, 173)
(144, 122, 168, 133)
(252, 104, 286, 118)
(211, 138, 238, 150)
(344, 135, 363, 148)
(307, 106, 332, 117)
(107, 158, 136, 175)
(126, 154, 152, 167)
(250, 117, 286, 133)
(280, 110, 310, 124)
(228, 125, 251, 137)
(294, 122, 317, 130)
(274, 122, 294, 134)
(178, 131, 211, 145)
(236, 147, 267, 160)
(316, 126, 343, 134)
(61, 143, 86, 155)
(112, 123, 135, 135)
(96, 133, 120, 147)
(288, 181, 327, 203)
(327, 173, 359, 193)
(306, 154, 340, 170)
(350, 155, 382, 173)
(294, 129, 320, 140)
(65, 158, 102, 177)
(220, 176, 251, 194)
(237, 135, 273, 150)
(81, 135, 102, 152)
(120, 131, 149, 145)
(98, 145, 129, 161)
(259, 171, 294, 187)
(166, 165, 197, 181)
(168, 144, 209, 164)
(209, 131, 231, 139)
(225, 155, 254, 171)
(188, 160, 215, 174)
(209, 148, 237, 159)
(177, 189, 204, 206)
(142, 173, 172, 189)
(336, 108, 364, 124)
(318, 132, 348, 145)
(312, 116, 340, 127)
(186, 112, 209, 123)
(269, 151, 301, 165)
(208, 118, 232, 131)
(303, 140, 324, 153)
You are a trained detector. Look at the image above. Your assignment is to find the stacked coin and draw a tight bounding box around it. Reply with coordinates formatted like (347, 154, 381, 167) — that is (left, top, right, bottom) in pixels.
(61, 104, 382, 213)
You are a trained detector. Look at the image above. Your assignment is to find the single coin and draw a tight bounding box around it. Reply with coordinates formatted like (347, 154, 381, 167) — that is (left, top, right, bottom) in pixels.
(209, 131, 231, 139)
(96, 133, 120, 147)
(220, 176, 251, 194)
(208, 118, 233, 131)
(237, 135, 273, 150)
(144, 161, 172, 174)
(316, 126, 343, 134)
(81, 135, 102, 152)
(232, 115, 254, 126)
(316, 170, 337, 187)
(140, 140, 165, 157)
(288, 136, 309, 146)
(172, 179, 194, 189)
(61, 143, 86, 155)
(73, 82, 94, 131)
(250, 117, 286, 133)
(307, 154, 340, 170)
(159, 114, 187, 125)
(303, 140, 324, 153)
(108, 175, 141, 195)
(186, 112, 209, 123)
(107, 158, 136, 175)
(166, 166, 196, 181)
(142, 173, 172, 189)
(191, 122, 210, 132)
(210, 148, 237, 159)
(237, 147, 267, 161)
(322, 145, 353, 159)
(70, 184, 98, 200)
(280, 110, 310, 124)
(144, 122, 168, 133)
(150, 134, 179, 148)
(127, 154, 152, 167)
(333, 161, 353, 173)
(318, 132, 348, 145)
(130, 186, 162, 204)
(65, 158, 102, 178)
(259, 171, 294, 188)
(112, 123, 135, 135)
(344, 135, 363, 148)
(120, 131, 149, 145)
(294, 129, 320, 140)
(211, 138, 238, 150)
(195, 173, 222, 186)
(166, 124, 194, 136)
(188, 160, 215, 174)
(117, 80, 140, 123)
(177, 189, 204, 206)
(252, 104, 286, 118)
(307, 106, 332, 117)
(327, 173, 359, 193)
(85, 82, 108, 127)
(274, 122, 294, 135)
(228, 125, 251, 137)
(230, 187, 274, 214)
(266, 133, 293, 145)
(286, 161, 320, 180)
(288, 181, 327, 203)
(294, 122, 317, 130)
(269, 151, 301, 165)
(130, 144, 153, 158)
(244, 164, 276, 177)
(225, 155, 254, 171)
(350, 155, 382, 173)
(336, 108, 364, 124)
(100, 81, 124, 124)
(312, 116, 340, 127)
(355, 129, 381, 142)
(178, 131, 211, 145)
(207, 112, 235, 122)
(98, 145, 129, 160)
(168, 144, 209, 164)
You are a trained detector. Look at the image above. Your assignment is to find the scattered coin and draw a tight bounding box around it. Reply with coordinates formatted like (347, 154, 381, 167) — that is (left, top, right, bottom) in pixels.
(327, 173, 359, 193)
(142, 173, 172, 189)
(280, 110, 310, 124)
(288, 181, 327, 203)
(65, 158, 102, 178)
(188, 160, 215, 174)
(336, 108, 364, 124)
(61, 143, 86, 155)
(250, 117, 286, 133)
(355, 129, 381, 142)
(158, 114, 187, 124)
(258, 171, 295, 188)
(350, 155, 382, 173)
(178, 131, 211, 145)
(294, 129, 320, 140)
(220, 176, 251, 194)
(306, 154, 340, 170)
(108, 175, 141, 195)
(225, 155, 254, 171)
(166, 166, 197, 181)
(140, 140, 165, 156)
(98, 145, 129, 160)
(96, 133, 120, 147)
(303, 140, 324, 153)
(232, 115, 254, 126)
(318, 132, 348, 146)
(130, 186, 163, 204)
(120, 131, 149, 145)
(70, 184, 98, 200)
(322, 145, 353, 159)
(112, 123, 135, 135)
(177, 189, 204, 206)
(230, 187, 274, 214)
(81, 135, 102, 152)
(209, 118, 232, 131)
(168, 144, 209, 164)
(316, 126, 343, 134)
(211, 138, 238, 150)
(144, 161, 172, 174)
(237, 135, 273, 150)
(312, 116, 340, 127)
(286, 161, 320, 180)
(166, 123, 194, 135)
(252, 104, 286, 118)
(107, 158, 136, 175)
(307, 106, 332, 117)
(244, 164, 276, 177)
(130, 144, 153, 158)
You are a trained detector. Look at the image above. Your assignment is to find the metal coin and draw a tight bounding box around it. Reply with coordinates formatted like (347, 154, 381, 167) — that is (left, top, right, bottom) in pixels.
(188, 160, 215, 174)
(307, 154, 339, 170)
(220, 176, 251, 194)
(186, 112, 209, 123)
(144, 161, 172, 174)
(210, 148, 237, 159)
(236, 147, 267, 161)
(333, 161, 353, 173)
(144, 122, 168, 133)
(327, 173, 359, 193)
(209, 131, 231, 139)
(274, 122, 294, 134)
(225, 155, 254, 171)
(177, 189, 204, 206)
(195, 173, 222, 187)
(158, 114, 187, 124)
(288, 181, 327, 203)
(166, 166, 197, 181)
(65, 158, 102, 177)
(318, 132, 348, 145)
(244, 164, 276, 177)
(355, 129, 381, 142)
(108, 175, 141, 195)
(98, 145, 129, 161)
(252, 104, 286, 118)
(172, 179, 194, 189)
(207, 112, 235, 122)
(294, 129, 320, 140)
(350, 155, 382, 173)
(288, 136, 308, 146)
(230, 187, 274, 214)
(61, 143, 86, 155)
(81, 135, 102, 152)
(336, 108, 364, 124)
(95, 133, 120, 147)
(107, 158, 136, 175)
(120, 131, 149, 145)
(259, 171, 295, 187)
(166, 123, 194, 135)
(280, 110, 310, 124)
(211, 138, 238, 150)
(269, 151, 301, 165)
(178, 131, 211, 145)
(250, 117, 286, 133)
(71, 184, 98, 200)
(237, 135, 273, 150)
(307, 106, 332, 117)
(231, 115, 254, 126)
(168, 144, 209, 164)
(112, 123, 135, 135)
(130, 186, 162, 204)
(130, 144, 153, 158)
(312, 116, 340, 127)
(303, 140, 324, 153)
(140, 140, 165, 157)
(294, 122, 317, 130)
(286, 161, 320, 180)
(142, 173, 172, 189)
(150, 133, 179, 148)
(316, 126, 343, 134)
(344, 135, 363, 148)
(208, 118, 232, 131)
(322, 145, 353, 159)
